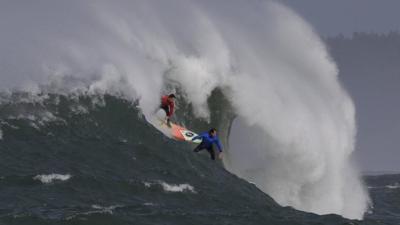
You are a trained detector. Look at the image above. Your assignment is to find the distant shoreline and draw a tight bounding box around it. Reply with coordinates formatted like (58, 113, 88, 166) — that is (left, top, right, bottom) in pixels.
(362, 171, 400, 176)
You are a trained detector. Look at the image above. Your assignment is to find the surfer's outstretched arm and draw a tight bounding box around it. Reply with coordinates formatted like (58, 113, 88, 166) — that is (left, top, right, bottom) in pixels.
(192, 136, 201, 141)
(215, 139, 223, 152)
(192, 132, 207, 141)
(215, 139, 223, 159)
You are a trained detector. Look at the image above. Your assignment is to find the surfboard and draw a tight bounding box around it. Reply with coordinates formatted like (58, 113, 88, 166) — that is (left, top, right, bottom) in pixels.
(169, 123, 202, 144)
(158, 119, 201, 144)
(152, 109, 202, 144)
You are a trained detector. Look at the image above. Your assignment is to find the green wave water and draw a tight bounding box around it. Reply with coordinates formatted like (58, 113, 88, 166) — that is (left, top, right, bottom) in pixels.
(0, 92, 389, 225)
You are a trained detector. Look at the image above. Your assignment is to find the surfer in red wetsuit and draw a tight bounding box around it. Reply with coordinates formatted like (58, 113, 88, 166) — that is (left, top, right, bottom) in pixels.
(160, 94, 176, 127)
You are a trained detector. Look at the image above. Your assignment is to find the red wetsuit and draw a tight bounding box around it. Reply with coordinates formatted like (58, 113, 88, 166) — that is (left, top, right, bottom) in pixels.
(161, 95, 174, 117)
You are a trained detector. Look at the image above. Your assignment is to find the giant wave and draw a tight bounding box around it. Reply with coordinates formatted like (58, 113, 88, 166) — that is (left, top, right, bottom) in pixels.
(0, 0, 368, 219)
(0, 93, 377, 224)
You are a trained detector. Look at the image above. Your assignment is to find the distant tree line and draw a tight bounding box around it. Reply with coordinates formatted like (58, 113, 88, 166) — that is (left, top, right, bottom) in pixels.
(325, 32, 400, 74)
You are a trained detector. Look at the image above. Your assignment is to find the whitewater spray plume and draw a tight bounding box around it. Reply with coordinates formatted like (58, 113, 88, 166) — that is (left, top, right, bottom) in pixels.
(0, 0, 368, 219)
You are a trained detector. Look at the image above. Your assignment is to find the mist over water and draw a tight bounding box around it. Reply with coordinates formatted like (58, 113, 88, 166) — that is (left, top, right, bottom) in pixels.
(0, 0, 368, 219)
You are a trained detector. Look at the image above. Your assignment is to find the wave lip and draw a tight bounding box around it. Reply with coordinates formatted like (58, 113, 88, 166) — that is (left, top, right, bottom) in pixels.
(33, 174, 72, 184)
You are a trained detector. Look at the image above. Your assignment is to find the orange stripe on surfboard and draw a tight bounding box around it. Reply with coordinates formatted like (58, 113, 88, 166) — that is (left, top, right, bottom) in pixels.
(171, 124, 186, 141)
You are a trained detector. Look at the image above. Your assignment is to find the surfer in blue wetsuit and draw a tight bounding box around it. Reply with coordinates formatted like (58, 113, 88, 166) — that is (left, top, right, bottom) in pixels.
(192, 128, 223, 160)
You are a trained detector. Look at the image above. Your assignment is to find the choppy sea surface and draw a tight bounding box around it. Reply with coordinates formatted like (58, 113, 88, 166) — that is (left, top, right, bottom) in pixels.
(0, 93, 397, 225)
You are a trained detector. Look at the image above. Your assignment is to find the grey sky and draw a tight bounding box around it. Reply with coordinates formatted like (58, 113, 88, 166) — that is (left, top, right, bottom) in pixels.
(280, 0, 400, 36)
(281, 0, 400, 172)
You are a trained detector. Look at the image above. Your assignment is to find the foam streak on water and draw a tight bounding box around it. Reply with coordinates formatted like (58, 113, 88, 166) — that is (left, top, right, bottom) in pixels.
(33, 174, 72, 184)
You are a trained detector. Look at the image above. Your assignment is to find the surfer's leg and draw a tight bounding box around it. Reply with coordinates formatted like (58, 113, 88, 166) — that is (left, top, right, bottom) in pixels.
(193, 143, 206, 153)
(160, 105, 171, 127)
(206, 147, 216, 160)
(161, 105, 170, 117)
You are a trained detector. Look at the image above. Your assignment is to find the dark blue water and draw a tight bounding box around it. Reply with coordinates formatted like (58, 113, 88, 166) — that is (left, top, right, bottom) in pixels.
(0, 92, 394, 225)
(364, 174, 400, 224)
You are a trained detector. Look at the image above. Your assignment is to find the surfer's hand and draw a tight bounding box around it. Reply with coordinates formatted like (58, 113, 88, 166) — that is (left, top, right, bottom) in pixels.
(218, 152, 223, 160)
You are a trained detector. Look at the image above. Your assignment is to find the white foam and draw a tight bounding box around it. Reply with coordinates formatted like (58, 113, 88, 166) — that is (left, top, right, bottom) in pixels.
(71, 105, 89, 114)
(33, 174, 71, 184)
(7, 111, 66, 129)
(386, 183, 400, 189)
(143, 202, 156, 206)
(143, 181, 196, 193)
(90, 204, 122, 214)
(159, 182, 196, 193)
(143, 182, 152, 188)
(1, 121, 19, 129)
(66, 205, 123, 220)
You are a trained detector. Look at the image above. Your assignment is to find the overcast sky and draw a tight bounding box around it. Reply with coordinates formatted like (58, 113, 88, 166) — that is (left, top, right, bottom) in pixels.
(280, 0, 400, 36)
(280, 0, 400, 172)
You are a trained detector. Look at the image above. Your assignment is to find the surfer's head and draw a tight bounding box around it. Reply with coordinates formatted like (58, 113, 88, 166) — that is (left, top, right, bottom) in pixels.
(209, 128, 217, 137)
(167, 94, 176, 103)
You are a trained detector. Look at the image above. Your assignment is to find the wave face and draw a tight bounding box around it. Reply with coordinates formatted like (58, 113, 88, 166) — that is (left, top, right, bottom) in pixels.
(0, 94, 360, 224)
(0, 0, 368, 219)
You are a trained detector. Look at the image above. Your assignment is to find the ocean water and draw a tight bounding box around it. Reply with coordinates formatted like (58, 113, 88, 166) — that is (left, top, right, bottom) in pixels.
(364, 174, 400, 224)
(0, 93, 396, 225)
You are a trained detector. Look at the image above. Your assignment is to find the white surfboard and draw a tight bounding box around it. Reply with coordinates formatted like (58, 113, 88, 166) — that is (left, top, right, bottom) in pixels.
(150, 109, 202, 144)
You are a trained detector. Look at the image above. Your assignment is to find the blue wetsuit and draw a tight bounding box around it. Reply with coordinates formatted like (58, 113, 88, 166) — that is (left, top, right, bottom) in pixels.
(192, 132, 223, 160)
